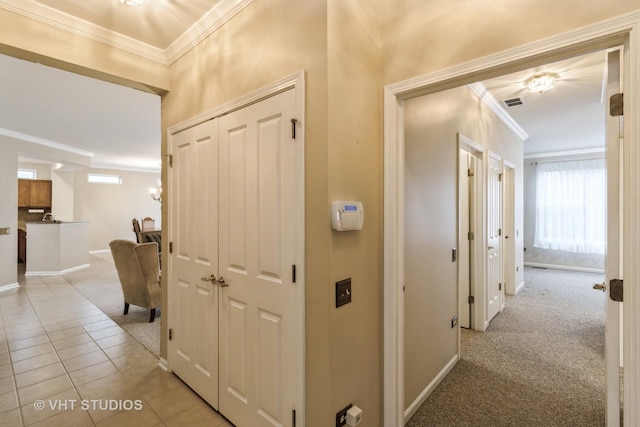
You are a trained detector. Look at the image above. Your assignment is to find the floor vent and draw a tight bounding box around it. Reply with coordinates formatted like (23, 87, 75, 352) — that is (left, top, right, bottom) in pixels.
(504, 97, 524, 107)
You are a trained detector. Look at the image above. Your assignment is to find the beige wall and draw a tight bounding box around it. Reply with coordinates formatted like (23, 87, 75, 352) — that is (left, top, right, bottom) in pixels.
(73, 168, 161, 252)
(0, 139, 19, 287)
(1, 2, 638, 425)
(403, 86, 524, 409)
(380, 0, 640, 86)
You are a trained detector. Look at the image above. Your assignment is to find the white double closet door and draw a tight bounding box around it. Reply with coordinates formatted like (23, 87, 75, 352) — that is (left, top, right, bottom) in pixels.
(169, 89, 300, 427)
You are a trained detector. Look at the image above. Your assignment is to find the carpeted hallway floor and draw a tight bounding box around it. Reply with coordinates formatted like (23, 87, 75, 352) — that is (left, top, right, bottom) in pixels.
(407, 267, 607, 426)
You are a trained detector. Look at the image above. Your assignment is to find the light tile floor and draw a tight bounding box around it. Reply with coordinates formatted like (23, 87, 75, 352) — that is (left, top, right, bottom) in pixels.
(0, 270, 233, 427)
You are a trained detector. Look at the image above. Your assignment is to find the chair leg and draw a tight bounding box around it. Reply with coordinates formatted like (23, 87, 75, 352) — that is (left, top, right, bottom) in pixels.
(124, 302, 129, 315)
(149, 308, 156, 323)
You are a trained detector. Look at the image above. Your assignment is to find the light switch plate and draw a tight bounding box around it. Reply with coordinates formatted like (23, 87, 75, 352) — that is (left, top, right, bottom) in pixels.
(0, 228, 10, 235)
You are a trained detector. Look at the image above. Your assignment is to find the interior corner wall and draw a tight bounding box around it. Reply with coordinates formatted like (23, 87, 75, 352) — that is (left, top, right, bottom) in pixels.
(0, 138, 19, 287)
(403, 85, 523, 410)
(327, 0, 383, 424)
(73, 168, 161, 252)
(162, 1, 333, 424)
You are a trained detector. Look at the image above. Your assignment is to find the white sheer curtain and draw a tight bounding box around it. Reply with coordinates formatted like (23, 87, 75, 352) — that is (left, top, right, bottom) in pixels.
(533, 158, 606, 255)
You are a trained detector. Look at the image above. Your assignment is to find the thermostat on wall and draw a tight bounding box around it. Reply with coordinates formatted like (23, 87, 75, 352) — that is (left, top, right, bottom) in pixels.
(331, 201, 364, 231)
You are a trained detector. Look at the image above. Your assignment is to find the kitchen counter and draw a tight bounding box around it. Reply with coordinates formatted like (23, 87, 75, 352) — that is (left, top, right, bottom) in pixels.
(25, 221, 90, 276)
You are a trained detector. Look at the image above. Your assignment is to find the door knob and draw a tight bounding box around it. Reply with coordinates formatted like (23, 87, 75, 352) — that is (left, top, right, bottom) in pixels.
(201, 274, 217, 282)
(593, 282, 606, 292)
(216, 276, 229, 287)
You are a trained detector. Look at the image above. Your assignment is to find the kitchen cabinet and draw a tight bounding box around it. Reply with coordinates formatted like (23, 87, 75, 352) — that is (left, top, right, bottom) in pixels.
(18, 179, 52, 208)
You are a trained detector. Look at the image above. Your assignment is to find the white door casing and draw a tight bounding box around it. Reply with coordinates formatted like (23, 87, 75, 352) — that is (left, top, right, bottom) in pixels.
(486, 154, 503, 324)
(168, 72, 305, 427)
(458, 133, 485, 331)
(458, 149, 472, 329)
(605, 48, 622, 427)
(383, 14, 640, 427)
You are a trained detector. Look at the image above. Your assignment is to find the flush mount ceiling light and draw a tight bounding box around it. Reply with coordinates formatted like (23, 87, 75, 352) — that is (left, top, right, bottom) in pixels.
(120, 0, 145, 5)
(525, 73, 557, 93)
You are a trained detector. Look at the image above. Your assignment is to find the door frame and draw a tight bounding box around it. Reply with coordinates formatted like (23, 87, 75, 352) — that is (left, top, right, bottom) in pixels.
(457, 134, 485, 331)
(383, 12, 640, 427)
(165, 71, 306, 423)
(502, 160, 517, 298)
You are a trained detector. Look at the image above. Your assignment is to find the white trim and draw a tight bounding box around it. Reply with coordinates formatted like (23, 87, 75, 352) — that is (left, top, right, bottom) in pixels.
(167, 70, 306, 425)
(467, 83, 529, 141)
(89, 249, 112, 255)
(0, 127, 95, 158)
(0, 283, 19, 292)
(384, 11, 640, 426)
(158, 358, 169, 372)
(403, 355, 458, 423)
(515, 281, 525, 294)
(164, 0, 253, 64)
(0, 0, 253, 65)
(24, 264, 90, 276)
(524, 262, 605, 274)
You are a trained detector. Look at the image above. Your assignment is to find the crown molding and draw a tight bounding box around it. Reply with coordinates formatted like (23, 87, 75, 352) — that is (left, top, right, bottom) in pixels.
(0, 0, 253, 65)
(0, 127, 95, 158)
(467, 82, 529, 141)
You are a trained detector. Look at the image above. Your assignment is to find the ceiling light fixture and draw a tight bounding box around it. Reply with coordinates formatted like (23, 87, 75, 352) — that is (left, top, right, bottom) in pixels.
(120, 0, 145, 5)
(525, 73, 557, 93)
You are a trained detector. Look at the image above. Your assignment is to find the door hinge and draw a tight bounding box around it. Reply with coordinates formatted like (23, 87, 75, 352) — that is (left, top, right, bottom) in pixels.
(166, 154, 173, 167)
(468, 231, 474, 241)
(498, 173, 503, 182)
(498, 228, 502, 236)
(291, 118, 298, 139)
(468, 295, 475, 304)
(169, 328, 172, 341)
(610, 278, 623, 302)
(292, 409, 296, 427)
(610, 93, 623, 117)
(169, 242, 173, 253)
(499, 283, 502, 291)
(292, 265, 296, 283)
(468, 168, 475, 177)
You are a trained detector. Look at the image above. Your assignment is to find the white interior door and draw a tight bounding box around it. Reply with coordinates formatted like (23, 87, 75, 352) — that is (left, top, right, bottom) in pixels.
(169, 119, 220, 408)
(486, 154, 503, 323)
(217, 89, 299, 427)
(169, 88, 301, 427)
(604, 48, 622, 427)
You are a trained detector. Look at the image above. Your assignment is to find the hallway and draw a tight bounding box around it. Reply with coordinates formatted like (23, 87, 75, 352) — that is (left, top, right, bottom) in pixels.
(0, 268, 232, 426)
(407, 267, 607, 426)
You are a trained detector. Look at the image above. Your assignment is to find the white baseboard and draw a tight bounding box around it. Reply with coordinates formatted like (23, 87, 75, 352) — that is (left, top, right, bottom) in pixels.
(524, 262, 604, 274)
(404, 355, 458, 422)
(158, 358, 170, 372)
(0, 283, 19, 293)
(89, 249, 111, 254)
(25, 264, 90, 277)
(515, 281, 525, 294)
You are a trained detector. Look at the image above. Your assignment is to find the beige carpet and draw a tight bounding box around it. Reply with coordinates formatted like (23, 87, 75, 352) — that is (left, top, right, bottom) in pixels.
(406, 267, 607, 426)
(62, 253, 161, 357)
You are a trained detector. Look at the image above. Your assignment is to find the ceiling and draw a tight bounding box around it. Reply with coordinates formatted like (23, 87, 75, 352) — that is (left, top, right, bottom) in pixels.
(0, 1, 608, 173)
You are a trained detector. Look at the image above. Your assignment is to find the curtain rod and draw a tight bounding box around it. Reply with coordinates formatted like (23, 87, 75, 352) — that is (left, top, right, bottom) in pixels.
(530, 156, 605, 166)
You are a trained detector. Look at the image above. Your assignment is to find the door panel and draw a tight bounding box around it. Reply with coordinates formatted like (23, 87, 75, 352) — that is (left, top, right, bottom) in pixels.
(218, 89, 298, 426)
(605, 48, 622, 427)
(487, 155, 502, 323)
(169, 119, 220, 408)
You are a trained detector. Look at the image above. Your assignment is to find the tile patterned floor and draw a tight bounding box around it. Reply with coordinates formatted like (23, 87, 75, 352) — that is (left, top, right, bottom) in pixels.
(0, 271, 232, 426)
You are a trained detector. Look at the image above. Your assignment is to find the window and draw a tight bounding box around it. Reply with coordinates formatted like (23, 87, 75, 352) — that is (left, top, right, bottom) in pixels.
(533, 158, 605, 255)
(87, 173, 122, 184)
(17, 169, 36, 179)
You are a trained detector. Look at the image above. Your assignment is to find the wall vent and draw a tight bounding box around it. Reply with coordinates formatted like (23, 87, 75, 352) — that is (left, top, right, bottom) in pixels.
(503, 97, 524, 107)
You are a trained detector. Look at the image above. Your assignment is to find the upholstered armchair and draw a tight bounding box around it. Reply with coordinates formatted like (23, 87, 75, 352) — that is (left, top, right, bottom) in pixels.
(109, 239, 161, 322)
